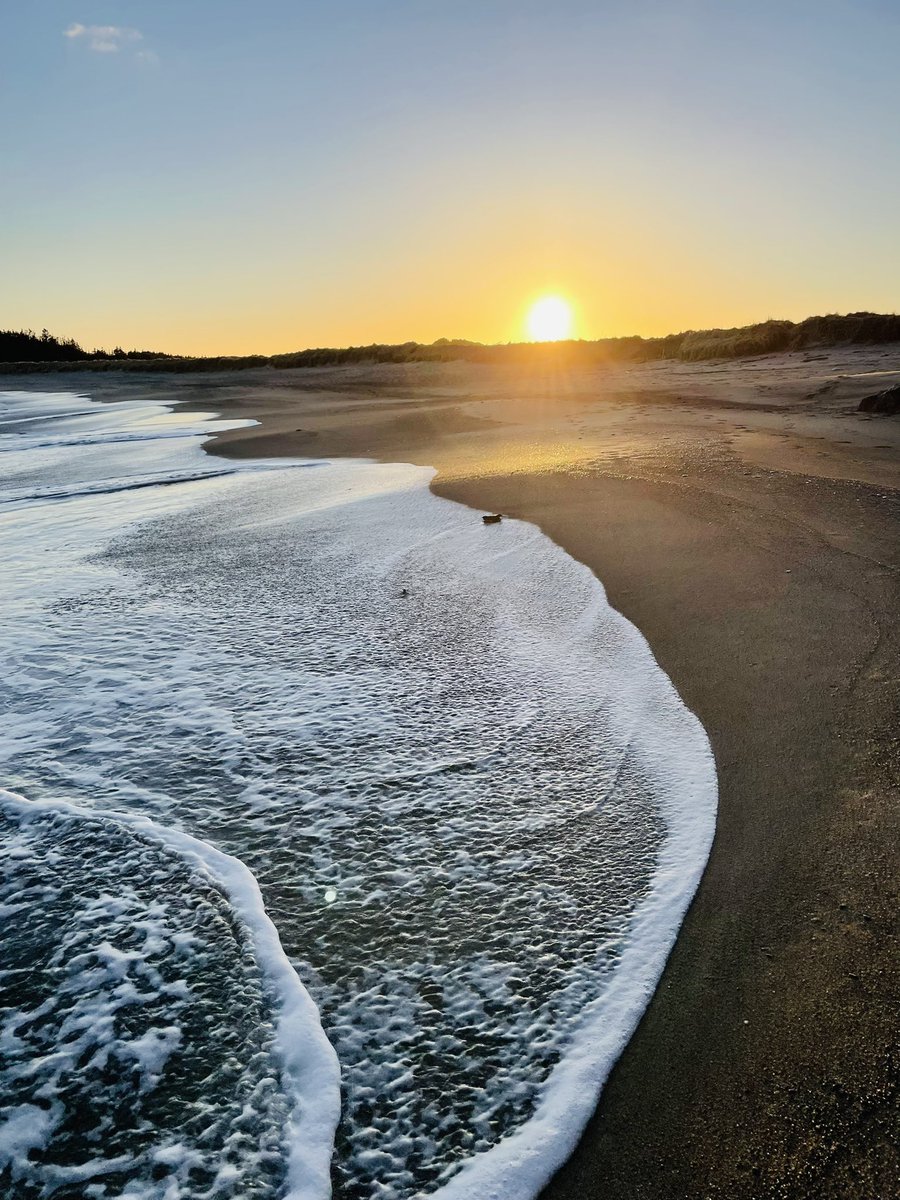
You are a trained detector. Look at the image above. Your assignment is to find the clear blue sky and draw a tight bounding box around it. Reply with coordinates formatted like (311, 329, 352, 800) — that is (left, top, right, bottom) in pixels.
(3, 1, 899, 353)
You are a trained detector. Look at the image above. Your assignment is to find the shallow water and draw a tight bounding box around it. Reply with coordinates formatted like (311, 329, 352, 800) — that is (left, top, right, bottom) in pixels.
(0, 803, 290, 1200)
(0, 389, 716, 1199)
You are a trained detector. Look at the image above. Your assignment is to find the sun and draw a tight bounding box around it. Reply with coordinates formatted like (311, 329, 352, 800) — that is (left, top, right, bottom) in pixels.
(526, 295, 573, 342)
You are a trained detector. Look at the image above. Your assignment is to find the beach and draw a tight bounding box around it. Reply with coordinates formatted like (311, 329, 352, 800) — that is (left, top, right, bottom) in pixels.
(3, 346, 898, 1197)
(9, 0, 900, 1192)
(199, 346, 900, 1197)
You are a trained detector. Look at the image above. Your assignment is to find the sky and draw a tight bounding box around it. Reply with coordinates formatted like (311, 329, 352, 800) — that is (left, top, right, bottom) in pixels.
(3, 1, 899, 355)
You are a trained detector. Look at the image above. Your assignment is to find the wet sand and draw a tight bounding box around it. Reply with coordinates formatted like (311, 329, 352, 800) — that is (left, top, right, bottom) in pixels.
(7, 347, 899, 1196)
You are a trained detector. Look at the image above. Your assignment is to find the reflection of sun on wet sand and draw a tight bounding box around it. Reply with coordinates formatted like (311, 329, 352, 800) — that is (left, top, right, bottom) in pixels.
(6, 344, 898, 1198)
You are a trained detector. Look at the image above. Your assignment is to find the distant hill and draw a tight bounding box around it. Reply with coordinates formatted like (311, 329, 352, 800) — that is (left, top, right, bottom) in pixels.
(2, 312, 898, 374)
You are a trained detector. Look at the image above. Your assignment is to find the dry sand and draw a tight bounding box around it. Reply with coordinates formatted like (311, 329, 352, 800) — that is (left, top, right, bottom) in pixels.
(13, 347, 899, 1197)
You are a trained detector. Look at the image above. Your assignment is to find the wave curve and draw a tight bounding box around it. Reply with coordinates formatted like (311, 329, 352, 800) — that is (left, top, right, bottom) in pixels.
(0, 787, 342, 1200)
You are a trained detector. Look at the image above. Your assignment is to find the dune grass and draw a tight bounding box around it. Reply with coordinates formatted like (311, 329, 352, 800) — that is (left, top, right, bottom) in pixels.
(2, 312, 898, 374)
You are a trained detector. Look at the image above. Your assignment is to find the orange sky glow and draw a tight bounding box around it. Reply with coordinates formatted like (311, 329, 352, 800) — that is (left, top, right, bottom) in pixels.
(4, 4, 898, 356)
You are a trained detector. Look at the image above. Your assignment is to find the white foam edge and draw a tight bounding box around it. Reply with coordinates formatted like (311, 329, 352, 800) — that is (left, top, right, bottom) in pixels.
(0, 785, 341, 1200)
(427, 550, 718, 1199)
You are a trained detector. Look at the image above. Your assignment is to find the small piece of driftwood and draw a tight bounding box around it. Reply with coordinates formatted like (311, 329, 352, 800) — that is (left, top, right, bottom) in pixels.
(482, 513, 502, 525)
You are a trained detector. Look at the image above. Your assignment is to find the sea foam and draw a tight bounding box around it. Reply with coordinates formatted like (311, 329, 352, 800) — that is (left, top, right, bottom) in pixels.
(0, 388, 717, 1199)
(0, 787, 340, 1200)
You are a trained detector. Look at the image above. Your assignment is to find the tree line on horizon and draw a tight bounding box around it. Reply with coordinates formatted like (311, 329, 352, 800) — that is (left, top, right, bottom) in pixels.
(0, 328, 171, 364)
(2, 312, 898, 373)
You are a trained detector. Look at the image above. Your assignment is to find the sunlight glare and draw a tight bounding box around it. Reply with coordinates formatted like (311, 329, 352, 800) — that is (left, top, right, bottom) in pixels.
(526, 296, 573, 342)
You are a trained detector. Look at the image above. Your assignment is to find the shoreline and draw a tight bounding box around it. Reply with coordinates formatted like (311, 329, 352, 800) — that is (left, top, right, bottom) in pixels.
(4, 349, 898, 1196)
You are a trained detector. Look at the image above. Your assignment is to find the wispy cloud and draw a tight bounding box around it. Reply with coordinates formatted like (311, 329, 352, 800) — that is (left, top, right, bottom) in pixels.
(64, 23, 144, 54)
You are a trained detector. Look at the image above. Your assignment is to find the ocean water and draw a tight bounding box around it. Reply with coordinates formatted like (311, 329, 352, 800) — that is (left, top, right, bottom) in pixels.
(0, 388, 717, 1200)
